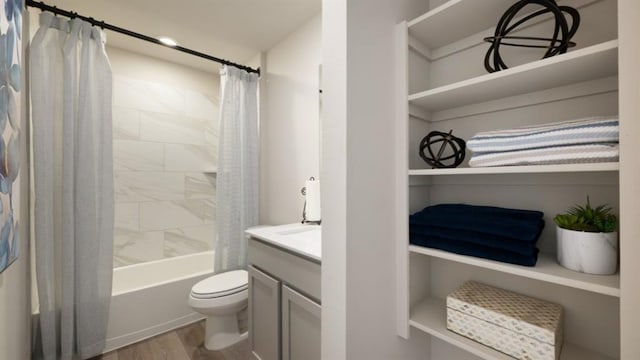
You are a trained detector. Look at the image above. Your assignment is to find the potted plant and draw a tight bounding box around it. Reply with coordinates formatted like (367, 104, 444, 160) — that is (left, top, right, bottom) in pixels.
(554, 197, 618, 275)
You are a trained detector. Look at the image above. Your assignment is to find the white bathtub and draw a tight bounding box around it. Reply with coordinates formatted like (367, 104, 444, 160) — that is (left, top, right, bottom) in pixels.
(104, 251, 214, 352)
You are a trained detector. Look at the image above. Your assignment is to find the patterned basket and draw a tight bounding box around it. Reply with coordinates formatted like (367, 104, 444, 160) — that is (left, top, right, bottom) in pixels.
(446, 281, 563, 360)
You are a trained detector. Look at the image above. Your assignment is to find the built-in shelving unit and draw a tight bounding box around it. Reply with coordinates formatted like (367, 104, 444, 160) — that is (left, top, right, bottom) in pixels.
(396, 0, 622, 358)
(409, 298, 616, 360)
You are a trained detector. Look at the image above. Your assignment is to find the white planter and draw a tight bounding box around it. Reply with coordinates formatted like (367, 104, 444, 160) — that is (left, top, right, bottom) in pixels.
(556, 227, 618, 275)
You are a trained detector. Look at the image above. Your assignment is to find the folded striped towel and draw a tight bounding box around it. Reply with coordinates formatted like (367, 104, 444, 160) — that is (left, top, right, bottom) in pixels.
(469, 143, 619, 167)
(467, 116, 619, 153)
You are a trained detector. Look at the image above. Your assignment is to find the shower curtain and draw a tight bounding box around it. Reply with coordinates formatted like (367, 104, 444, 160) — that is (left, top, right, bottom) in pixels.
(214, 65, 259, 273)
(30, 13, 114, 360)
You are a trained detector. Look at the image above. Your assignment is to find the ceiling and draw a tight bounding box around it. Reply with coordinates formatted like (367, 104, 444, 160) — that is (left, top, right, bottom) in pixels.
(39, 0, 321, 73)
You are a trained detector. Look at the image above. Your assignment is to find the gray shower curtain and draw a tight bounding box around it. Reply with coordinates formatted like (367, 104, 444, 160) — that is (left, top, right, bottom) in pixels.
(30, 13, 114, 360)
(214, 65, 259, 273)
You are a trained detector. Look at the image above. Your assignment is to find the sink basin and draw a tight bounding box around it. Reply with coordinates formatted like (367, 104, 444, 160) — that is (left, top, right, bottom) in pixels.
(246, 224, 322, 261)
(275, 225, 319, 236)
(276, 225, 321, 243)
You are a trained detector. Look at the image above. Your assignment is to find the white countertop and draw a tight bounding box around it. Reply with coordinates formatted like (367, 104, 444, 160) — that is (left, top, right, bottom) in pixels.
(246, 223, 321, 262)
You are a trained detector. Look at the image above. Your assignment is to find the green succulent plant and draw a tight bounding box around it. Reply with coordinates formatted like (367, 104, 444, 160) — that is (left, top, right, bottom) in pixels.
(554, 196, 617, 233)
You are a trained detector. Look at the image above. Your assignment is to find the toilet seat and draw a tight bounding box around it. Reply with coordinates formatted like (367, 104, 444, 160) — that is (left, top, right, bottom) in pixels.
(190, 270, 248, 299)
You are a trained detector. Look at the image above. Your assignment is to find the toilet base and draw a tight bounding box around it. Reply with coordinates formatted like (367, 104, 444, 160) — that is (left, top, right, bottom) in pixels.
(204, 313, 248, 351)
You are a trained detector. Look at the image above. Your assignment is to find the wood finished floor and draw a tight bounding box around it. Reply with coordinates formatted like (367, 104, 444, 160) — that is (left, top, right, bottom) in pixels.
(91, 321, 250, 360)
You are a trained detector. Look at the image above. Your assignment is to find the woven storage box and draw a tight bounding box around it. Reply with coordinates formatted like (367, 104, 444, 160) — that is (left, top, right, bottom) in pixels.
(446, 281, 563, 360)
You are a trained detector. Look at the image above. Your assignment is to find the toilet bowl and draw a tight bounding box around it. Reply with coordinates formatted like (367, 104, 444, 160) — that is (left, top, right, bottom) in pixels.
(188, 269, 248, 350)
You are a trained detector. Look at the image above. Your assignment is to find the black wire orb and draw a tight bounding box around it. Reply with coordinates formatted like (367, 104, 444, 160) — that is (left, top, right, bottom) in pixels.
(419, 130, 466, 169)
(484, 0, 580, 73)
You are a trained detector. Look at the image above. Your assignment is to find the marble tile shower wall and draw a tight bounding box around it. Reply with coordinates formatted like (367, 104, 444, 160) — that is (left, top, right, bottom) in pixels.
(112, 75, 218, 267)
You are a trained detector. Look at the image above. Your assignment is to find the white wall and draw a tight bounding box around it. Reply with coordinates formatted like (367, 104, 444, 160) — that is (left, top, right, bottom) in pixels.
(322, 0, 432, 359)
(0, 256, 30, 360)
(0, 255, 30, 360)
(260, 15, 322, 225)
(321, 1, 346, 358)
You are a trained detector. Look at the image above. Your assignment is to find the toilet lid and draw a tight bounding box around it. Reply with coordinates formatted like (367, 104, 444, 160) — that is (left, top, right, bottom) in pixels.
(191, 270, 248, 298)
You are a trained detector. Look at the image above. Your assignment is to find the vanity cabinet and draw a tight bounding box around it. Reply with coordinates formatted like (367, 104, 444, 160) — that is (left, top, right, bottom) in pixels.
(248, 236, 321, 360)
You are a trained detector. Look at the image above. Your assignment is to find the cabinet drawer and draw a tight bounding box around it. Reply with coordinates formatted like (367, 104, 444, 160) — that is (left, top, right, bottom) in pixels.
(248, 237, 321, 302)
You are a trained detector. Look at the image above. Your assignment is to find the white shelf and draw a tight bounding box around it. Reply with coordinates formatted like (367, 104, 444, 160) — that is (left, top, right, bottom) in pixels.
(408, 162, 619, 176)
(407, 0, 511, 50)
(410, 297, 617, 360)
(408, 40, 618, 113)
(409, 246, 620, 297)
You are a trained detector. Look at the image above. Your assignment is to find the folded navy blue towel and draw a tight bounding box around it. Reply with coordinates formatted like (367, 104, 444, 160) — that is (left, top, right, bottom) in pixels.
(410, 204, 544, 242)
(409, 233, 539, 267)
(409, 223, 538, 255)
(416, 203, 543, 220)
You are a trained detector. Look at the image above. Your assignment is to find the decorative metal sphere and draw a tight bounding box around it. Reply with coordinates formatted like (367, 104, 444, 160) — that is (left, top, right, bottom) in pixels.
(484, 0, 580, 73)
(419, 130, 466, 169)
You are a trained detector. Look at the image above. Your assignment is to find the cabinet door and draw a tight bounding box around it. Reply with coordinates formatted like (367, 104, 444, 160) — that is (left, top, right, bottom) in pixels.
(249, 265, 280, 360)
(281, 285, 321, 360)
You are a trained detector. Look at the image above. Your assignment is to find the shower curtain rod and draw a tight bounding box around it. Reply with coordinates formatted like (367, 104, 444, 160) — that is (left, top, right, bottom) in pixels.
(25, 0, 261, 75)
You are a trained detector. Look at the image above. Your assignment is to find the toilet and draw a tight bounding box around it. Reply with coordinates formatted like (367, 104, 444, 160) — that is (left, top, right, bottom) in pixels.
(188, 269, 249, 350)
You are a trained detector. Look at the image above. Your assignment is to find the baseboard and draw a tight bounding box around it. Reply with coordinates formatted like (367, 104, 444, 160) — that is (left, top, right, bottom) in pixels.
(103, 312, 205, 353)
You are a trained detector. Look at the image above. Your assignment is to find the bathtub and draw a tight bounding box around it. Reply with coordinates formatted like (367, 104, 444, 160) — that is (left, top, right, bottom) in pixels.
(104, 251, 214, 352)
